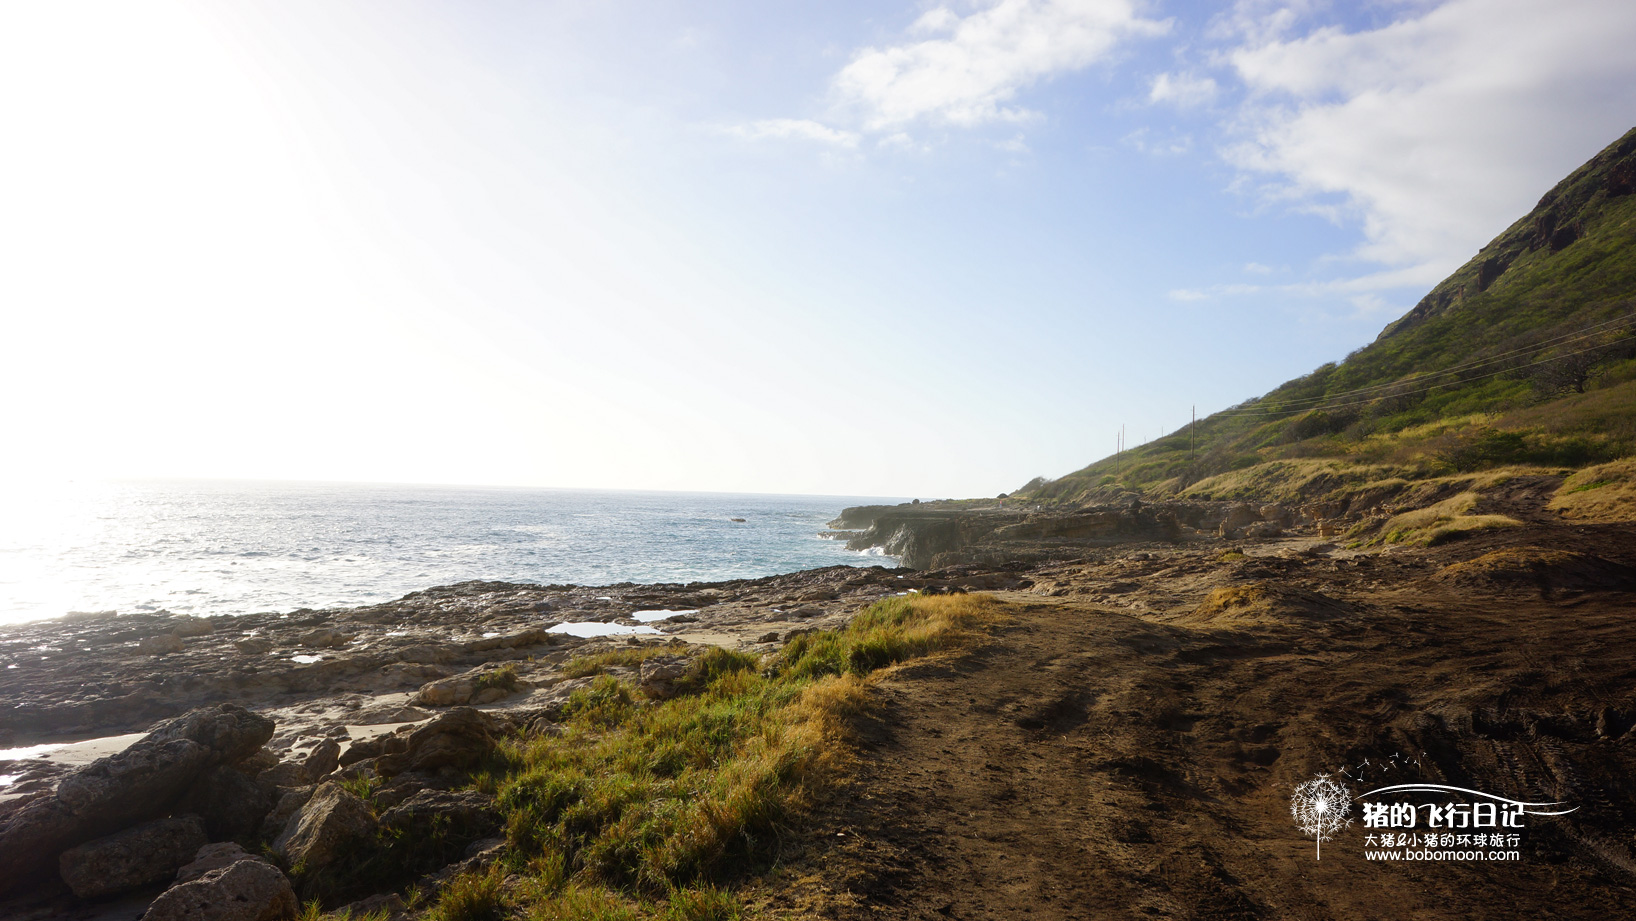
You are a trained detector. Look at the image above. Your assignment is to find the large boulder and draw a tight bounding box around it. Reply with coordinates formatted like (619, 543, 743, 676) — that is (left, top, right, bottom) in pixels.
(0, 704, 274, 896)
(412, 666, 525, 708)
(174, 765, 276, 841)
(256, 760, 313, 789)
(143, 705, 279, 766)
(1217, 503, 1261, 537)
(176, 842, 255, 883)
(379, 790, 500, 841)
(639, 657, 690, 700)
(57, 815, 208, 899)
(375, 708, 496, 777)
(257, 786, 317, 843)
(301, 739, 342, 781)
(144, 858, 298, 921)
(411, 674, 477, 707)
(272, 782, 377, 871)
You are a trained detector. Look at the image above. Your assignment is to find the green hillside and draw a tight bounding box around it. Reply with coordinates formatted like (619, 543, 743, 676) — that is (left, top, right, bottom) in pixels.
(1030, 126, 1636, 507)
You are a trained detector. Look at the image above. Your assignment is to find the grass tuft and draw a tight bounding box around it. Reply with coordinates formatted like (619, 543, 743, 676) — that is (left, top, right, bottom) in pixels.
(562, 647, 679, 679)
(1550, 458, 1636, 521)
(425, 865, 507, 921)
(471, 593, 1004, 918)
(475, 663, 522, 695)
(1370, 492, 1522, 546)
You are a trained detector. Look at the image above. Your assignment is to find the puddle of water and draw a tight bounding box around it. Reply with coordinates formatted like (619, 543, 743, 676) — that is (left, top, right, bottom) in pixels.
(291, 654, 323, 664)
(547, 622, 661, 638)
(632, 609, 698, 623)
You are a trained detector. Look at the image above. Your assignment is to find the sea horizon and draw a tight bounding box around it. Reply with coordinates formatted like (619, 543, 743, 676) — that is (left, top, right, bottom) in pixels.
(0, 478, 906, 626)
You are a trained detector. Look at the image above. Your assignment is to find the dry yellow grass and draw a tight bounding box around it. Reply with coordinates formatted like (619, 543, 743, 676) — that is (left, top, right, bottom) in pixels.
(426, 593, 1008, 921)
(1374, 491, 1521, 546)
(1179, 582, 1353, 627)
(1438, 547, 1585, 581)
(1181, 459, 1418, 503)
(1549, 458, 1636, 521)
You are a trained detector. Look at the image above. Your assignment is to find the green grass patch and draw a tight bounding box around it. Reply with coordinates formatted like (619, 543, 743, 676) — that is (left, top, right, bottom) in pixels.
(423, 593, 1005, 921)
(561, 647, 679, 679)
(474, 663, 521, 695)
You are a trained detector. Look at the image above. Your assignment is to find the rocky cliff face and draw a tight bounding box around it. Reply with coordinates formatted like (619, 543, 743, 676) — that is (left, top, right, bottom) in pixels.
(1379, 125, 1636, 341)
(838, 502, 1192, 568)
(831, 490, 1447, 569)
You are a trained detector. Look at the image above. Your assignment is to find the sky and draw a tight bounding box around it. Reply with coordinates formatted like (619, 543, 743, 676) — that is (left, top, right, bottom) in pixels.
(1, 0, 1633, 498)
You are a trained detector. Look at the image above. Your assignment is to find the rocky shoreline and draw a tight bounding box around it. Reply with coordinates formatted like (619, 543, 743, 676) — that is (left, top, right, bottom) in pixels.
(6, 482, 1634, 919)
(829, 493, 1395, 568)
(0, 555, 1046, 919)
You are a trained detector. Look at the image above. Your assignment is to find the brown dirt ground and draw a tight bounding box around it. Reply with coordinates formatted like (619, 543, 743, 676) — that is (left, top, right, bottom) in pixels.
(752, 520, 1636, 920)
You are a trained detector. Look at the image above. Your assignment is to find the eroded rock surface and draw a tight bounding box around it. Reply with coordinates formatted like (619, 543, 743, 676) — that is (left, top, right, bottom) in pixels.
(144, 858, 298, 921)
(57, 814, 207, 899)
(0, 704, 272, 896)
(272, 782, 377, 870)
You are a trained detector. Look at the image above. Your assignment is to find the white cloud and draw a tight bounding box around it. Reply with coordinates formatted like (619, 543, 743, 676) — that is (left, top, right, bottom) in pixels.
(1123, 126, 1191, 156)
(833, 0, 1170, 129)
(1223, 0, 1636, 280)
(1206, 0, 1325, 45)
(1243, 262, 1273, 274)
(1148, 71, 1218, 107)
(726, 118, 859, 147)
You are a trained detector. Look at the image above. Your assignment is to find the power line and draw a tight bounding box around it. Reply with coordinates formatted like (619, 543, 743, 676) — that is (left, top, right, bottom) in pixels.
(1211, 329, 1636, 418)
(1210, 311, 1636, 414)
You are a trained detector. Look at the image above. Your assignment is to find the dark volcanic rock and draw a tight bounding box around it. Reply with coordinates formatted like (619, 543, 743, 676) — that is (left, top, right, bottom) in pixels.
(272, 782, 377, 870)
(142, 704, 278, 767)
(843, 503, 1183, 568)
(144, 858, 298, 921)
(57, 814, 207, 899)
(176, 841, 256, 883)
(379, 789, 500, 841)
(301, 738, 342, 781)
(175, 764, 277, 842)
(375, 707, 495, 778)
(0, 704, 273, 896)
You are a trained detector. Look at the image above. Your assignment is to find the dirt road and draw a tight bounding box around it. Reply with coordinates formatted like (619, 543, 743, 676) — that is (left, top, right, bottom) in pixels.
(763, 523, 1636, 919)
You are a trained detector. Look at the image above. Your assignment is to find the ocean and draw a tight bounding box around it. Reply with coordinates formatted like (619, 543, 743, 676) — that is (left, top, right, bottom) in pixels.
(0, 480, 900, 626)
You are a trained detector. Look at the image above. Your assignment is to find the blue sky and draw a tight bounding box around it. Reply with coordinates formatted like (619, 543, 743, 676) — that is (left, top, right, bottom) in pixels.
(3, 0, 1634, 497)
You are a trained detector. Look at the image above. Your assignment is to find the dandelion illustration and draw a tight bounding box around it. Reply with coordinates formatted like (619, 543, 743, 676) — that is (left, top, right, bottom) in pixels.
(1290, 773, 1352, 860)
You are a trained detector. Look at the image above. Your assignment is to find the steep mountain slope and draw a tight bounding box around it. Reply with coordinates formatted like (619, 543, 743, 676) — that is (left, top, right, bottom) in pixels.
(1031, 126, 1636, 506)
